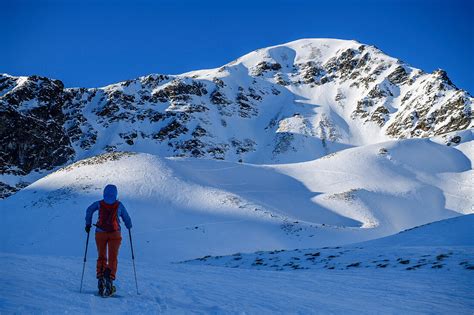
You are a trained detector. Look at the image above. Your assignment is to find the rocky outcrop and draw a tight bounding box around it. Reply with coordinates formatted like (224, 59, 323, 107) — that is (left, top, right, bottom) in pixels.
(0, 76, 74, 175)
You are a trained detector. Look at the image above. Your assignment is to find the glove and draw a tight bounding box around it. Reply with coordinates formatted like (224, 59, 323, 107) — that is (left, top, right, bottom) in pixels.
(85, 225, 91, 233)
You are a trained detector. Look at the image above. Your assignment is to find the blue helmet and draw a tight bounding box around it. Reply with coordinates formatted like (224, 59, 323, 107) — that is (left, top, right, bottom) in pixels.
(103, 184, 118, 204)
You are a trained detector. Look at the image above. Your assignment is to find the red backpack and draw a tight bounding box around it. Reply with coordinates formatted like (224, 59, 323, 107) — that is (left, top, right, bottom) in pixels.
(96, 200, 120, 232)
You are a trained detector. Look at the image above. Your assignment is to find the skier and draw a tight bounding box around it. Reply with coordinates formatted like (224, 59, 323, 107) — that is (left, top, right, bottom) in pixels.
(85, 184, 132, 297)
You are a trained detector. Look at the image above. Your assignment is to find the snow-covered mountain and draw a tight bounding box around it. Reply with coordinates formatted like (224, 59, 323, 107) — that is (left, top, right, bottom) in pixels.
(1, 38, 473, 313)
(1, 38, 472, 197)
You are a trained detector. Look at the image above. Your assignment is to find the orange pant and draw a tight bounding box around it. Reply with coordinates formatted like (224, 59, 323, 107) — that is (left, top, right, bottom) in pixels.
(95, 231, 122, 280)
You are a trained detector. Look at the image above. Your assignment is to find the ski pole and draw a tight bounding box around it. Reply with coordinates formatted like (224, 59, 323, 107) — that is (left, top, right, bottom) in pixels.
(128, 228, 139, 295)
(80, 230, 90, 293)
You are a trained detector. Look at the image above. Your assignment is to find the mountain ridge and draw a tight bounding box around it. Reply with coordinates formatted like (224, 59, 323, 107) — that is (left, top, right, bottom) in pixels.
(0, 38, 472, 197)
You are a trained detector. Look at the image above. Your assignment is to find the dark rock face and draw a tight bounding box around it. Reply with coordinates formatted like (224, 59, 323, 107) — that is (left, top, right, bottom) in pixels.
(370, 106, 390, 127)
(386, 90, 472, 138)
(325, 48, 362, 80)
(236, 89, 257, 118)
(388, 66, 409, 85)
(62, 89, 99, 150)
(154, 79, 208, 103)
(153, 118, 189, 141)
(0, 181, 28, 199)
(210, 90, 231, 105)
(253, 61, 282, 76)
(0, 76, 74, 176)
(433, 69, 454, 87)
(299, 62, 326, 84)
(0, 107, 74, 173)
(0, 76, 18, 96)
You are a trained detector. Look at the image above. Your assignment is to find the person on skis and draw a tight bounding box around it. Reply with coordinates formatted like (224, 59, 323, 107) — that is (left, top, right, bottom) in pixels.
(85, 184, 132, 296)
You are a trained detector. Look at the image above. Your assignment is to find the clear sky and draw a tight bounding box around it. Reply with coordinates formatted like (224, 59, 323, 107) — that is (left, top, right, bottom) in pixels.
(2, 0, 473, 93)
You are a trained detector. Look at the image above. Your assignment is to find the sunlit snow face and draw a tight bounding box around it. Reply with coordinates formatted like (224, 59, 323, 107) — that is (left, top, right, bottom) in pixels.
(103, 184, 118, 204)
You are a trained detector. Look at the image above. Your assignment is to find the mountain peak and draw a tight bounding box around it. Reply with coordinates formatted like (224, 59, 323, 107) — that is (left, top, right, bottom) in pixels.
(0, 39, 472, 198)
(231, 38, 365, 68)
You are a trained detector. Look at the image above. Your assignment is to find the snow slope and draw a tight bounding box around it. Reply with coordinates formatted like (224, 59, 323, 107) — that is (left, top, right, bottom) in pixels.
(1, 211, 473, 313)
(185, 214, 474, 272)
(0, 131, 472, 314)
(1, 134, 472, 264)
(1, 252, 473, 314)
(171, 215, 474, 313)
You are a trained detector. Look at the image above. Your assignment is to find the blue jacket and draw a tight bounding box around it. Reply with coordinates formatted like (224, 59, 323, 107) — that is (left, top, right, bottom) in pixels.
(85, 184, 132, 232)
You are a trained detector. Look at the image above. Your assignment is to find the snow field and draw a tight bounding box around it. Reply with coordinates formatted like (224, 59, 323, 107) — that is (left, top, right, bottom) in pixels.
(0, 131, 472, 313)
(1, 135, 472, 264)
(185, 214, 474, 272)
(1, 252, 473, 314)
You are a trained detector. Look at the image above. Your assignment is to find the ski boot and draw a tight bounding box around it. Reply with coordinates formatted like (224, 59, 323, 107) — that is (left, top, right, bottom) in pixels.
(98, 276, 105, 297)
(104, 268, 116, 297)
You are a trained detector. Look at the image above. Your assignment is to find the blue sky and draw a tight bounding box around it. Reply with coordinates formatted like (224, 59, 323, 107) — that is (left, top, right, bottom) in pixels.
(2, 0, 473, 92)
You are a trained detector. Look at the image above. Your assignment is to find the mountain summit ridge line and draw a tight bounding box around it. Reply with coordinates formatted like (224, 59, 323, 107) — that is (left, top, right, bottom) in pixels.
(0, 38, 472, 197)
